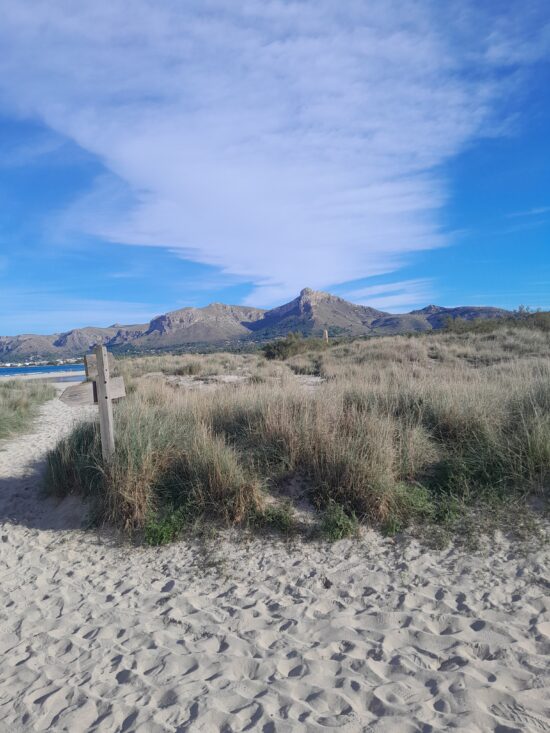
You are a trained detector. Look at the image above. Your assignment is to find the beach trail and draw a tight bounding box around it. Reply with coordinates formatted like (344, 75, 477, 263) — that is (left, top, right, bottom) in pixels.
(0, 390, 549, 732)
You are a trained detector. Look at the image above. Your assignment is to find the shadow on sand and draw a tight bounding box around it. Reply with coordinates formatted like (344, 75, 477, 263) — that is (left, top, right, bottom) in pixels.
(0, 453, 89, 533)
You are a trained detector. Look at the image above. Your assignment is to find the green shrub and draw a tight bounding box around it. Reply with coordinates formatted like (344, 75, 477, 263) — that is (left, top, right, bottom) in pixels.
(320, 502, 359, 541)
(262, 333, 327, 360)
(250, 502, 296, 534)
(144, 506, 189, 546)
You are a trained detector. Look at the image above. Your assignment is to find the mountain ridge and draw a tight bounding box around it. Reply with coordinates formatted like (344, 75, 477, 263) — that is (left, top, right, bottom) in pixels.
(0, 288, 511, 360)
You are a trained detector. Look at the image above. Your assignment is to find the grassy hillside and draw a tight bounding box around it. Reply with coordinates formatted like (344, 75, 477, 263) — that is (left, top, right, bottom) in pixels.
(46, 327, 549, 544)
(0, 380, 56, 439)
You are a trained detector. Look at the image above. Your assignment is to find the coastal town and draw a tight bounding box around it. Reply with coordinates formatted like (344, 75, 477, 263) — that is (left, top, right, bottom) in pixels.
(0, 357, 82, 369)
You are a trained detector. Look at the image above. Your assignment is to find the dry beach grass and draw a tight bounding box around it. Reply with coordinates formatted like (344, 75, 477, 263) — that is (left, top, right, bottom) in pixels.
(47, 327, 550, 543)
(0, 379, 56, 439)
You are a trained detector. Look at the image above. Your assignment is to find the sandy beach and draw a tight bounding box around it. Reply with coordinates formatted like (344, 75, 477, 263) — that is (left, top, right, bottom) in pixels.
(0, 388, 549, 732)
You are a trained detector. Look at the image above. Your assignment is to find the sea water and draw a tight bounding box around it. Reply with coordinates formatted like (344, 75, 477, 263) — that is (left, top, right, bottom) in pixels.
(0, 364, 86, 381)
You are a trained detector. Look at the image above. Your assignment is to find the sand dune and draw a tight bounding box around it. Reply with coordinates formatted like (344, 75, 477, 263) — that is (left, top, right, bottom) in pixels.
(0, 390, 548, 732)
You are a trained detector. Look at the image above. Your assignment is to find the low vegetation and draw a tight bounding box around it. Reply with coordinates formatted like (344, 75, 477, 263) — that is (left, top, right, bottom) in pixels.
(0, 380, 56, 439)
(250, 502, 296, 535)
(261, 332, 328, 360)
(320, 502, 359, 541)
(116, 351, 260, 380)
(46, 327, 550, 544)
(444, 307, 550, 334)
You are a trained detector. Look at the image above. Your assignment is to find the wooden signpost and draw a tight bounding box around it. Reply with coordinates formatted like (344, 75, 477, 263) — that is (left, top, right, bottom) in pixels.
(60, 345, 125, 462)
(94, 345, 116, 461)
(84, 351, 115, 380)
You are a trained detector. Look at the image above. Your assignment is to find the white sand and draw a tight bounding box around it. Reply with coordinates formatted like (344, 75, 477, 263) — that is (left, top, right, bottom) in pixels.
(0, 390, 549, 732)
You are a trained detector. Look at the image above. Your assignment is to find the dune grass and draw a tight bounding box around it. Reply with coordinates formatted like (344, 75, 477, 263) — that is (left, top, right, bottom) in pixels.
(116, 351, 260, 380)
(46, 328, 550, 543)
(0, 380, 56, 440)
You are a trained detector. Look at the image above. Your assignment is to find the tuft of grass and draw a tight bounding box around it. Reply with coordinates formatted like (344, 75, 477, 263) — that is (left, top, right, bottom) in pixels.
(320, 502, 359, 541)
(172, 362, 202, 376)
(144, 506, 189, 546)
(45, 392, 263, 532)
(0, 380, 56, 439)
(250, 501, 296, 534)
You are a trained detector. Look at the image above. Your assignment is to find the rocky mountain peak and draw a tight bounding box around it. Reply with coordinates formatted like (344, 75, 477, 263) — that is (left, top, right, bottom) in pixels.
(299, 287, 334, 301)
(413, 304, 443, 315)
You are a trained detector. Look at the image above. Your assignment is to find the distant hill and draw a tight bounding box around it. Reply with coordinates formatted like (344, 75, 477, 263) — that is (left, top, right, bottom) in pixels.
(138, 303, 265, 347)
(0, 288, 511, 360)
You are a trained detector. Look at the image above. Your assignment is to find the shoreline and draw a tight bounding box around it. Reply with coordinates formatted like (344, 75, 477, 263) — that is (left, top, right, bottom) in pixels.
(0, 369, 85, 382)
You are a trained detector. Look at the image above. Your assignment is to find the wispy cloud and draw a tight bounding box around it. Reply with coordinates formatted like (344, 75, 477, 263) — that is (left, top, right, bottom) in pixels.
(0, 2, 548, 306)
(343, 279, 434, 312)
(0, 132, 64, 168)
(508, 206, 550, 218)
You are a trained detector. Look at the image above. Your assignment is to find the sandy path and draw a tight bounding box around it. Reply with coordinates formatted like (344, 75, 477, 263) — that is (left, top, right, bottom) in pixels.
(0, 392, 549, 732)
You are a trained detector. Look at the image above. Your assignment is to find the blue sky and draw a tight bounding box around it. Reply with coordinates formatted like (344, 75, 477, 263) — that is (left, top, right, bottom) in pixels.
(0, 1, 549, 335)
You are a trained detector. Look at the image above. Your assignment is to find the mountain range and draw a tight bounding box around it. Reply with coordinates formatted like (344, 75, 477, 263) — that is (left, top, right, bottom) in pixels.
(0, 288, 510, 360)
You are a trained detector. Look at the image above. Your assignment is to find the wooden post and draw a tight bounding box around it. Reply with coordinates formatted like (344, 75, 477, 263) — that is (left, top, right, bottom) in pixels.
(94, 344, 115, 462)
(323, 329, 329, 344)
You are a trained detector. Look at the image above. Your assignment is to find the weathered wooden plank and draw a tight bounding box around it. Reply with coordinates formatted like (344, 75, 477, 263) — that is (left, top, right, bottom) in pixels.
(92, 376, 126, 403)
(59, 381, 94, 406)
(61, 376, 126, 407)
(95, 345, 115, 461)
(84, 351, 115, 379)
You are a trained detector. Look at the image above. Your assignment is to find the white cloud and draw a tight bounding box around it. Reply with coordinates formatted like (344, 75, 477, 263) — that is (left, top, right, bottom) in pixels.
(0, 1, 547, 306)
(343, 278, 434, 312)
